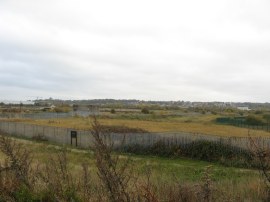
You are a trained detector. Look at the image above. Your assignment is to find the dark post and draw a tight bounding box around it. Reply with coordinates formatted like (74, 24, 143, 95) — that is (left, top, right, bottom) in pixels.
(71, 131, 78, 147)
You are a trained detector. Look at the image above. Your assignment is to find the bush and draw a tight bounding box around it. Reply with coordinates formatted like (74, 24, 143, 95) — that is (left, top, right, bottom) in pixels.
(263, 114, 270, 121)
(100, 125, 148, 133)
(141, 108, 150, 114)
(54, 107, 70, 113)
(32, 133, 48, 141)
(0, 134, 89, 201)
(122, 140, 254, 168)
(110, 109, 116, 114)
(0, 134, 34, 201)
(245, 115, 264, 125)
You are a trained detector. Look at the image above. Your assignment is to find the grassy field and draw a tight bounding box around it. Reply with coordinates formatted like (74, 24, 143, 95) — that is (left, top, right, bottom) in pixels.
(1, 108, 269, 200)
(0, 136, 266, 201)
(21, 139, 255, 182)
(5, 115, 270, 137)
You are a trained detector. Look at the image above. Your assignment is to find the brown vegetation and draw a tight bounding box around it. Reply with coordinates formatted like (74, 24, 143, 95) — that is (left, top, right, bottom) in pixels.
(0, 120, 269, 201)
(249, 135, 270, 201)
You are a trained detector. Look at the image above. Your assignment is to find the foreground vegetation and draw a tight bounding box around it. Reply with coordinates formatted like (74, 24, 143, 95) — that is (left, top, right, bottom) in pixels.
(1, 120, 270, 201)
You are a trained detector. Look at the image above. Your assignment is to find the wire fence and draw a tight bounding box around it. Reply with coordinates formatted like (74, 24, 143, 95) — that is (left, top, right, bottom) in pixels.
(216, 117, 270, 133)
(0, 111, 97, 119)
(1, 121, 270, 151)
(233, 122, 270, 132)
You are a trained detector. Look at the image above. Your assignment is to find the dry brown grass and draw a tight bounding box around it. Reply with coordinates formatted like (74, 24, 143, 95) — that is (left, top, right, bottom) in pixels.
(0, 120, 222, 201)
(249, 135, 270, 201)
(0, 137, 266, 201)
(6, 117, 270, 137)
(91, 118, 134, 201)
(0, 134, 34, 201)
(0, 132, 100, 201)
(1, 122, 270, 201)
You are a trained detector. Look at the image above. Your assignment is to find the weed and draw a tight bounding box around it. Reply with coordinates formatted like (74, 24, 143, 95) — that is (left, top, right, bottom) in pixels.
(0, 133, 34, 201)
(91, 117, 134, 201)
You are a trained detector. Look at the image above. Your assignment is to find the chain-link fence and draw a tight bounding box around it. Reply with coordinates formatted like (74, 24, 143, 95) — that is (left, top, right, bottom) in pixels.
(216, 117, 270, 133)
(1, 121, 270, 150)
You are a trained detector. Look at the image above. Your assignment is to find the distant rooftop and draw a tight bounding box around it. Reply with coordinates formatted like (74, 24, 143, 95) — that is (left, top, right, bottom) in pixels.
(0, 100, 35, 105)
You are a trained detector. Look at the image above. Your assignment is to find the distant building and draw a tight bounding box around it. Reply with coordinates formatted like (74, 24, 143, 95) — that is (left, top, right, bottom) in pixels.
(42, 105, 56, 110)
(237, 106, 250, 111)
(72, 104, 99, 117)
(0, 100, 34, 105)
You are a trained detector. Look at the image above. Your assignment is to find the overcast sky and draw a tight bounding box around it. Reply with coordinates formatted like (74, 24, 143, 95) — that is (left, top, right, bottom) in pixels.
(0, 0, 270, 102)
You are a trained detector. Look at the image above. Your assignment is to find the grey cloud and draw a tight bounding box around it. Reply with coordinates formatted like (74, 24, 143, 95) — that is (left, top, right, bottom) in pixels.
(0, 0, 270, 102)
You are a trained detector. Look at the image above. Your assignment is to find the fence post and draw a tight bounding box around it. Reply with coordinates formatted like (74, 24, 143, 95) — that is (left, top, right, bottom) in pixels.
(67, 128, 69, 145)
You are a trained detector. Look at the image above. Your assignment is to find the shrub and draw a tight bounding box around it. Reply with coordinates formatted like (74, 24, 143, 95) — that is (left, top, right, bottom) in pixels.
(141, 108, 150, 114)
(32, 133, 48, 142)
(91, 118, 135, 201)
(54, 107, 70, 113)
(263, 114, 270, 121)
(245, 115, 264, 125)
(255, 110, 263, 114)
(0, 134, 34, 201)
(122, 140, 254, 168)
(249, 136, 270, 200)
(38, 148, 80, 201)
(100, 125, 148, 133)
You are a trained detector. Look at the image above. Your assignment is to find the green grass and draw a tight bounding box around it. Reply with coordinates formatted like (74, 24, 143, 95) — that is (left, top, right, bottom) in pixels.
(123, 154, 258, 182)
(3, 136, 258, 182)
(0, 135, 266, 201)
